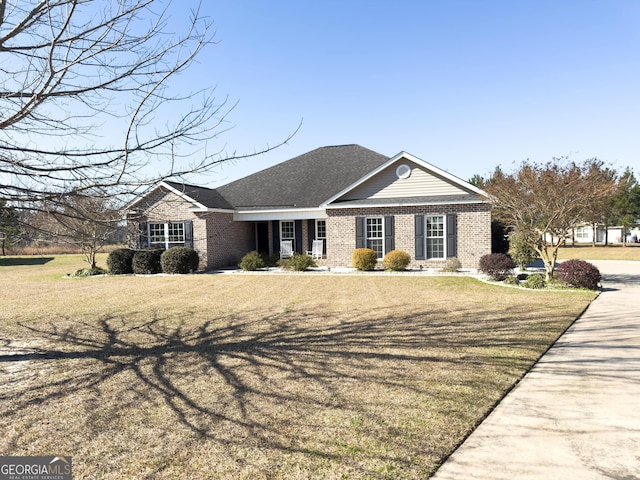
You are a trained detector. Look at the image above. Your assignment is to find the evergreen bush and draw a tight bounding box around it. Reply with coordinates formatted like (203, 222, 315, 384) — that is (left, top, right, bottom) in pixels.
(352, 248, 378, 271)
(280, 253, 316, 271)
(161, 247, 199, 274)
(106, 248, 135, 275)
(556, 259, 601, 290)
(132, 249, 162, 274)
(239, 251, 265, 271)
(442, 257, 462, 272)
(382, 250, 411, 271)
(479, 253, 516, 281)
(522, 273, 546, 289)
(508, 232, 538, 269)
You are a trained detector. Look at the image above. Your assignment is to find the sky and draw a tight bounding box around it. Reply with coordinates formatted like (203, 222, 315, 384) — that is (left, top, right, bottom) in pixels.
(179, 0, 640, 187)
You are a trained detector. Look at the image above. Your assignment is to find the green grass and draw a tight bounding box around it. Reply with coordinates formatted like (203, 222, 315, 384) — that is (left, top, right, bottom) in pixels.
(557, 244, 640, 261)
(0, 255, 596, 479)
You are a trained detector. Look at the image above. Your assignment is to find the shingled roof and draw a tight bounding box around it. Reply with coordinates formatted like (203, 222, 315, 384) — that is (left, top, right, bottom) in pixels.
(216, 144, 389, 209)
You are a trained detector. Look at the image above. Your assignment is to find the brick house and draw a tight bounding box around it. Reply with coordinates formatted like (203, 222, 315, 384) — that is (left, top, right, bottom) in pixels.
(126, 145, 491, 270)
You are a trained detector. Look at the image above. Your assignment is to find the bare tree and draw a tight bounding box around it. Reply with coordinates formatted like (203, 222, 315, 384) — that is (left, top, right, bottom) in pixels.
(485, 158, 617, 280)
(1, 0, 293, 211)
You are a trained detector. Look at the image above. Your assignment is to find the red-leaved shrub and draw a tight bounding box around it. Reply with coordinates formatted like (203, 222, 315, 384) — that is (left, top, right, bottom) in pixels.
(479, 253, 516, 281)
(556, 259, 601, 290)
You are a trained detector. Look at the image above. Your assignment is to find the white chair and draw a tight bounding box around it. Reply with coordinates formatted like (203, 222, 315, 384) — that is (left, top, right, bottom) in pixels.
(280, 240, 293, 259)
(310, 239, 324, 260)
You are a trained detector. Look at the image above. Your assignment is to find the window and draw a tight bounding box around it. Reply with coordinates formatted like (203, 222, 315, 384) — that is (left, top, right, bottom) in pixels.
(316, 220, 326, 253)
(366, 217, 384, 258)
(426, 215, 445, 259)
(148, 222, 186, 249)
(575, 227, 589, 239)
(280, 221, 295, 241)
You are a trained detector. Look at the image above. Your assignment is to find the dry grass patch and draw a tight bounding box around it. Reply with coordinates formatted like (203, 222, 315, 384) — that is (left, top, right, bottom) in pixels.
(557, 244, 640, 261)
(0, 256, 595, 478)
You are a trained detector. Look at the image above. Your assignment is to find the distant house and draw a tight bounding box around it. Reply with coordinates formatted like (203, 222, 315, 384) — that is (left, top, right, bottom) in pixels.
(569, 223, 640, 245)
(126, 145, 492, 270)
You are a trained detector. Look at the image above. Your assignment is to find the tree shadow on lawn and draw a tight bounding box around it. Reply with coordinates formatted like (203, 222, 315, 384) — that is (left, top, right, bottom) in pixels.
(0, 306, 569, 475)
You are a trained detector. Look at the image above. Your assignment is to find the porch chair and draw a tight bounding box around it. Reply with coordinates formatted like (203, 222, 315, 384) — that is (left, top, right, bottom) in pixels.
(310, 239, 324, 260)
(280, 240, 294, 259)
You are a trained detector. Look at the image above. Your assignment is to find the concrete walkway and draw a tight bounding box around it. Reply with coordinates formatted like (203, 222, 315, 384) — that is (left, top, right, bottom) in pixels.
(432, 260, 640, 480)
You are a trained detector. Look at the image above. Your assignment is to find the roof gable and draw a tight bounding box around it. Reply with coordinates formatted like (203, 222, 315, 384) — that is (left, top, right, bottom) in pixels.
(325, 152, 488, 205)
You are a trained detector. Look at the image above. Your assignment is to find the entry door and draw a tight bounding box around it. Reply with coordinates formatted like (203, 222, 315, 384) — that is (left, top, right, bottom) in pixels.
(256, 222, 269, 255)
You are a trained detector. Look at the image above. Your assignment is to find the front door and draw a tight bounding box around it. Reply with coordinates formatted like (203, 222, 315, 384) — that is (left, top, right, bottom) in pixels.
(256, 222, 269, 255)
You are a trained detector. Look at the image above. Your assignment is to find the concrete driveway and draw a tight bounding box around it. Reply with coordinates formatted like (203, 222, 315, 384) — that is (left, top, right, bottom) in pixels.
(432, 260, 640, 480)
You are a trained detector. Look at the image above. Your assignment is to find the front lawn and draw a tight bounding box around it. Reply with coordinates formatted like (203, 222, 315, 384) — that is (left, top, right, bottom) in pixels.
(0, 255, 595, 479)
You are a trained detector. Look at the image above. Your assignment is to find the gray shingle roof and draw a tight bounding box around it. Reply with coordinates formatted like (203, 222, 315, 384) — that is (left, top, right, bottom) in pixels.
(217, 145, 390, 209)
(163, 181, 235, 210)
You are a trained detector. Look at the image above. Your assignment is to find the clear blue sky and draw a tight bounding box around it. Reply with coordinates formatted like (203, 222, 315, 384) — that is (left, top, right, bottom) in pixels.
(183, 0, 640, 187)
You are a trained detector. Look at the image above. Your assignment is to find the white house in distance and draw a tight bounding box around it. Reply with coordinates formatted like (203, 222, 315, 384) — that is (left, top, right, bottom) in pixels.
(564, 223, 640, 245)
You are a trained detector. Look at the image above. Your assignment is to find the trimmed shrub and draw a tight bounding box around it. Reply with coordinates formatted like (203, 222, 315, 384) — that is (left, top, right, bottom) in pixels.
(132, 249, 162, 274)
(352, 248, 378, 271)
(382, 250, 411, 271)
(508, 232, 538, 269)
(522, 273, 546, 289)
(107, 248, 135, 275)
(280, 253, 316, 271)
(442, 257, 462, 272)
(74, 266, 107, 277)
(239, 251, 265, 271)
(161, 247, 199, 274)
(479, 253, 516, 281)
(556, 259, 601, 290)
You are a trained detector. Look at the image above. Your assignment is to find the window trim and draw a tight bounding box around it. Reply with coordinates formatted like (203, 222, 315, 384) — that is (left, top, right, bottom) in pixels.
(316, 219, 327, 253)
(280, 220, 295, 242)
(148, 221, 186, 249)
(425, 214, 446, 260)
(365, 217, 384, 259)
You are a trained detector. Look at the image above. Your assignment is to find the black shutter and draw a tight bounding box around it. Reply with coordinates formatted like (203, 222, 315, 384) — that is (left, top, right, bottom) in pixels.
(355, 217, 365, 248)
(446, 214, 457, 258)
(415, 215, 425, 260)
(272, 220, 280, 254)
(184, 220, 193, 248)
(307, 220, 316, 252)
(295, 220, 303, 253)
(384, 216, 395, 253)
(139, 222, 148, 249)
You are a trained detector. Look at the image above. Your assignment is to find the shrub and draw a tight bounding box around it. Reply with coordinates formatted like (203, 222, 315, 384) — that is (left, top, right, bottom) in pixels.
(479, 253, 516, 281)
(132, 249, 162, 274)
(352, 248, 378, 271)
(74, 266, 107, 277)
(161, 247, 200, 274)
(382, 250, 411, 271)
(442, 257, 462, 272)
(556, 259, 601, 290)
(239, 251, 265, 271)
(508, 232, 538, 269)
(503, 275, 519, 286)
(522, 273, 546, 289)
(106, 248, 135, 275)
(280, 253, 316, 271)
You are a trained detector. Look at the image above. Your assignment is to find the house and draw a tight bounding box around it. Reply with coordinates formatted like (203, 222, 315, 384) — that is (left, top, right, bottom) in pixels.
(568, 223, 640, 245)
(126, 145, 492, 270)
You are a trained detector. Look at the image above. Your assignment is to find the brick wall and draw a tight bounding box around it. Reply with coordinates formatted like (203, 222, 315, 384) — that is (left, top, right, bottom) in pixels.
(326, 203, 491, 269)
(128, 186, 253, 271)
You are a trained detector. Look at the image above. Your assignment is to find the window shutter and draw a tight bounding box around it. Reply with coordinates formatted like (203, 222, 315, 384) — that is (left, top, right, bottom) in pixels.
(446, 214, 457, 258)
(184, 220, 193, 248)
(272, 220, 280, 253)
(138, 222, 148, 249)
(307, 220, 316, 252)
(415, 215, 425, 260)
(295, 220, 303, 253)
(384, 216, 395, 253)
(355, 217, 365, 248)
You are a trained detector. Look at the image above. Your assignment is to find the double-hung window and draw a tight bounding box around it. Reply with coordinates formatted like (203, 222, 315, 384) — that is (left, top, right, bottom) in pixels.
(148, 222, 186, 249)
(316, 220, 326, 253)
(280, 221, 295, 243)
(575, 226, 589, 239)
(426, 215, 445, 259)
(366, 217, 384, 258)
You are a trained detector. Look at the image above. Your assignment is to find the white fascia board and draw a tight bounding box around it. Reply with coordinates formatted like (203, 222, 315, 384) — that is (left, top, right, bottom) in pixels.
(325, 198, 488, 210)
(160, 181, 209, 210)
(234, 208, 326, 221)
(189, 207, 236, 214)
(320, 151, 489, 207)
